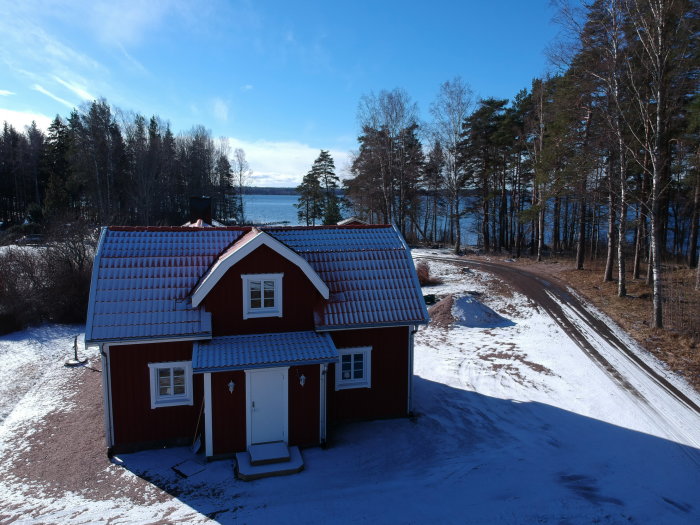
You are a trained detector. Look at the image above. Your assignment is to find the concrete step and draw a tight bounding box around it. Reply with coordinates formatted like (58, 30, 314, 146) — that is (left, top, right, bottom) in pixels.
(248, 441, 291, 466)
(235, 446, 303, 481)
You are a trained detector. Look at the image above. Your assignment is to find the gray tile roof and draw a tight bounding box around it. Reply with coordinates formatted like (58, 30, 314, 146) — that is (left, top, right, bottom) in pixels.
(267, 226, 429, 329)
(85, 225, 429, 343)
(192, 331, 338, 372)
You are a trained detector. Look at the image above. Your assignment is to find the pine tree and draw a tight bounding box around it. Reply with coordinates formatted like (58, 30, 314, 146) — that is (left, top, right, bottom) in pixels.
(295, 159, 324, 226)
(313, 150, 342, 225)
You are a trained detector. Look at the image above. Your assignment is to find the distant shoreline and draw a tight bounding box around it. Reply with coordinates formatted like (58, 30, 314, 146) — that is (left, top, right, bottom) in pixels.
(244, 187, 344, 196)
(244, 187, 297, 196)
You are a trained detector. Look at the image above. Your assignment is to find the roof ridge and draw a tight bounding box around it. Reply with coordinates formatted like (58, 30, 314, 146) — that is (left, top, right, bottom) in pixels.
(107, 225, 392, 232)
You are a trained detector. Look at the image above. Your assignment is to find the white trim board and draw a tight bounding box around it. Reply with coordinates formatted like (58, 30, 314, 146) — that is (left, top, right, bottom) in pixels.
(191, 230, 329, 307)
(204, 373, 213, 457)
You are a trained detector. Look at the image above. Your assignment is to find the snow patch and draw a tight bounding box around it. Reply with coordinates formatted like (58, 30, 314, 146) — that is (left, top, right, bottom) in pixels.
(452, 294, 515, 328)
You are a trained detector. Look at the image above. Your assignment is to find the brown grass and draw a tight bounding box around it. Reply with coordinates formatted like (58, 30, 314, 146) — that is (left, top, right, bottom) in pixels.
(416, 261, 443, 286)
(514, 255, 700, 392)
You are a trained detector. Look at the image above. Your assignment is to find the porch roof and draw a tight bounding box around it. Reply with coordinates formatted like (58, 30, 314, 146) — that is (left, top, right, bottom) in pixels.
(192, 331, 338, 373)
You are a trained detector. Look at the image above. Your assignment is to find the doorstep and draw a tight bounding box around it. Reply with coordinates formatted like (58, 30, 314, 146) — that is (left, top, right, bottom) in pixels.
(248, 441, 291, 465)
(235, 445, 304, 481)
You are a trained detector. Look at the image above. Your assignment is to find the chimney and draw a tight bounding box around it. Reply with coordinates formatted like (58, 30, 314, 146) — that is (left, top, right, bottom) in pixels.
(189, 196, 212, 225)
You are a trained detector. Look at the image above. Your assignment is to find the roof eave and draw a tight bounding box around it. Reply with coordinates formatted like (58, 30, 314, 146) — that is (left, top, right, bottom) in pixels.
(193, 356, 339, 374)
(87, 333, 212, 346)
(315, 318, 429, 332)
(84, 226, 109, 343)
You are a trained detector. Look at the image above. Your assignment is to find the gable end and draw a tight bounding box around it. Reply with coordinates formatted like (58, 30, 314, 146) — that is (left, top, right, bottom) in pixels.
(191, 230, 329, 307)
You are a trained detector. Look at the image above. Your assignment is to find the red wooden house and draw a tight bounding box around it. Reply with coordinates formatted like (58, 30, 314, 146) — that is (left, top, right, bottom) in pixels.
(85, 224, 428, 475)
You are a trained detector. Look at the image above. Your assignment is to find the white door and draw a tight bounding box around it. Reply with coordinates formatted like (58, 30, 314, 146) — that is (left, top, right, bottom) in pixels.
(247, 368, 288, 445)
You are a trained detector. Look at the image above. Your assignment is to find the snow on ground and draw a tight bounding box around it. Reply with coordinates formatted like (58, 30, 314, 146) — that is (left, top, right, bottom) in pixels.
(0, 325, 82, 424)
(0, 258, 699, 523)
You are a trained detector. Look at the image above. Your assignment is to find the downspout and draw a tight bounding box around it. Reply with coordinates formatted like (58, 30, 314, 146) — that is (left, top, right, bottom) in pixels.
(319, 364, 328, 447)
(204, 372, 213, 459)
(408, 325, 418, 416)
(100, 344, 115, 453)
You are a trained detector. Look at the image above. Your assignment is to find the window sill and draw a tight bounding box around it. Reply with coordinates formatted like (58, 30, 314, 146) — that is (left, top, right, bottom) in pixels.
(335, 382, 371, 391)
(243, 309, 282, 319)
(151, 397, 193, 409)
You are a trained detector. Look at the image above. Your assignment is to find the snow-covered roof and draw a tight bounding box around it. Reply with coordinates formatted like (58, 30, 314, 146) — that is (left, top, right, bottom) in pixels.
(85, 225, 429, 343)
(269, 226, 429, 329)
(337, 216, 368, 226)
(192, 331, 338, 372)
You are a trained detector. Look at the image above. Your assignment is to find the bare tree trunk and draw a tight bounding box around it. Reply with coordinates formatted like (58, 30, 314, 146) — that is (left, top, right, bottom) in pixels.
(552, 195, 561, 254)
(604, 183, 615, 282)
(688, 168, 699, 268)
(632, 209, 643, 279)
(617, 144, 627, 296)
(454, 196, 461, 254)
(537, 189, 546, 262)
(576, 195, 586, 270)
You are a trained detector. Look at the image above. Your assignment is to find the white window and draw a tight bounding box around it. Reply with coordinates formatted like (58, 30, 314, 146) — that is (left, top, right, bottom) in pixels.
(335, 347, 372, 390)
(242, 273, 283, 319)
(148, 361, 193, 409)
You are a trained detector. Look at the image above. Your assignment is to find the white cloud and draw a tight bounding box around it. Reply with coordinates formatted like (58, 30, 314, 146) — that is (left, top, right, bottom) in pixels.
(90, 1, 179, 47)
(229, 138, 350, 187)
(53, 76, 96, 101)
(0, 90, 15, 96)
(32, 84, 74, 109)
(117, 43, 148, 75)
(0, 108, 53, 130)
(240, 84, 254, 92)
(212, 98, 229, 121)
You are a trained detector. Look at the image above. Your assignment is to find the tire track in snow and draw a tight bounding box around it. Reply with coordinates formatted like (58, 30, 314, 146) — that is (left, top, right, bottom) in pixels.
(416, 255, 700, 457)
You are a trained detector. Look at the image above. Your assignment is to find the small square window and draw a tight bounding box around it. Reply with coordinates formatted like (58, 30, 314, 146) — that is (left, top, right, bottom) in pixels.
(336, 347, 371, 390)
(149, 361, 193, 408)
(242, 274, 283, 319)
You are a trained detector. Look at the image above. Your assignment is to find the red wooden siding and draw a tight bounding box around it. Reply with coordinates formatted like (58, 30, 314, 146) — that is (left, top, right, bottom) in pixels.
(108, 341, 202, 450)
(211, 370, 246, 455)
(202, 244, 323, 336)
(327, 326, 409, 422)
(288, 365, 320, 447)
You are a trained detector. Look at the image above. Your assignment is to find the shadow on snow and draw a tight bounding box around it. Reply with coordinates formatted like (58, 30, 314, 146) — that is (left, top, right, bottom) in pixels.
(119, 376, 700, 524)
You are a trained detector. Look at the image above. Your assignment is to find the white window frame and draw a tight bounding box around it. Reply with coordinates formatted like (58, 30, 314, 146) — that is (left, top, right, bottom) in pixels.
(335, 346, 372, 390)
(148, 361, 193, 409)
(242, 273, 283, 319)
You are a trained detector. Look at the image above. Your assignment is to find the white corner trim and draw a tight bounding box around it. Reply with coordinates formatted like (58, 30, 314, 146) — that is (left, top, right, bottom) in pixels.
(191, 230, 329, 307)
(204, 373, 213, 457)
(320, 364, 327, 443)
(101, 344, 115, 448)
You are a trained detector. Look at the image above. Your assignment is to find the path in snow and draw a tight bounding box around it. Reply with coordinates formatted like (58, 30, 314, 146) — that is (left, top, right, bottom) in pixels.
(416, 252, 700, 455)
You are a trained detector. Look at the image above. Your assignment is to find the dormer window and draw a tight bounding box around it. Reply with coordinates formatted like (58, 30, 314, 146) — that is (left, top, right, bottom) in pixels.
(242, 273, 283, 319)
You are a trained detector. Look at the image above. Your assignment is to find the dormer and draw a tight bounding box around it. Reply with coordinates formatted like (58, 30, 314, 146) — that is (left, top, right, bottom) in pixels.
(190, 228, 329, 335)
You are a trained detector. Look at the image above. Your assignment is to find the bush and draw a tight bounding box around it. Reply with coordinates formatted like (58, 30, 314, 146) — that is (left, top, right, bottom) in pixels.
(416, 261, 443, 286)
(1, 223, 42, 245)
(0, 222, 97, 334)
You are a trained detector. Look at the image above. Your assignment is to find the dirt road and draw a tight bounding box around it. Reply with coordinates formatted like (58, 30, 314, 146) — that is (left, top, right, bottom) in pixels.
(417, 254, 700, 456)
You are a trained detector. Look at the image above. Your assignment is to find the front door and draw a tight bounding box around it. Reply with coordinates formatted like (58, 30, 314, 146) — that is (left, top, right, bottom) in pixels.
(246, 367, 288, 445)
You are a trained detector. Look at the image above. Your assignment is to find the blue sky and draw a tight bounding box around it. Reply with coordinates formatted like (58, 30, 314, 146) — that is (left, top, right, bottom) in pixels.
(0, 0, 561, 186)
